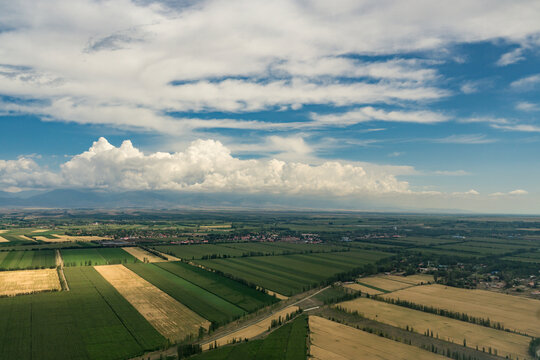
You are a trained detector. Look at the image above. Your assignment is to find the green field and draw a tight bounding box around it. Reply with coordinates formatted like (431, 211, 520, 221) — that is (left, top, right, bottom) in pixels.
(191, 315, 308, 360)
(154, 262, 278, 312)
(153, 242, 349, 261)
(154, 244, 246, 260)
(126, 263, 246, 325)
(0, 267, 166, 360)
(197, 250, 390, 296)
(0, 250, 56, 270)
(61, 248, 139, 267)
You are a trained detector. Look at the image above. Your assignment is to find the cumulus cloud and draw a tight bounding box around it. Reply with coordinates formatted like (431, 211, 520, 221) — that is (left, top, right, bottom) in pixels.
(54, 137, 410, 196)
(0, 158, 60, 190)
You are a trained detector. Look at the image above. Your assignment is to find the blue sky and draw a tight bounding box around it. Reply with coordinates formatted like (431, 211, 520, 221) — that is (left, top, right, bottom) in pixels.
(0, 0, 539, 213)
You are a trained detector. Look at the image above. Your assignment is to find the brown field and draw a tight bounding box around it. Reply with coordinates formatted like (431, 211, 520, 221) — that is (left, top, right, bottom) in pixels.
(95, 264, 210, 341)
(34, 235, 109, 242)
(380, 274, 434, 285)
(201, 305, 299, 350)
(0, 269, 61, 296)
(0, 236, 8, 243)
(338, 298, 531, 359)
(154, 250, 181, 261)
(309, 316, 447, 360)
(384, 284, 540, 336)
(343, 283, 383, 295)
(358, 276, 413, 292)
(122, 247, 167, 263)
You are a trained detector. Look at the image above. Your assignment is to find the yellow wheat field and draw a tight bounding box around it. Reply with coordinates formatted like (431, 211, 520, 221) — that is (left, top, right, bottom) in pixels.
(121, 247, 167, 263)
(0, 269, 61, 296)
(309, 316, 447, 360)
(95, 264, 210, 341)
(201, 306, 299, 350)
(35, 235, 109, 242)
(358, 276, 413, 292)
(384, 284, 540, 336)
(0, 236, 8, 243)
(338, 298, 531, 359)
(380, 274, 434, 285)
(344, 283, 383, 295)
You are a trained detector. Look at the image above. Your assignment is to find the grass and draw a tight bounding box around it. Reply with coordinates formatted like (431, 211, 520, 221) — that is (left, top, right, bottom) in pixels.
(0, 267, 166, 360)
(197, 250, 389, 296)
(192, 315, 308, 360)
(154, 261, 278, 312)
(61, 248, 139, 267)
(0, 250, 56, 270)
(126, 263, 245, 325)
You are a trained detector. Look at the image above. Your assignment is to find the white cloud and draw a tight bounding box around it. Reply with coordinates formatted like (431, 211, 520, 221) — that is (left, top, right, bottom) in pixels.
(452, 189, 479, 196)
(490, 189, 528, 196)
(0, 158, 60, 190)
(434, 134, 496, 144)
(510, 74, 540, 90)
(491, 124, 540, 133)
(1, 0, 540, 133)
(509, 189, 528, 195)
(55, 137, 411, 196)
(311, 107, 449, 125)
(515, 101, 539, 111)
(496, 48, 525, 66)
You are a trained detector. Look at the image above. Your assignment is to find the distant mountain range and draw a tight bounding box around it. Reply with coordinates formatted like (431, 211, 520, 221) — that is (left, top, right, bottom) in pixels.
(0, 188, 475, 213)
(0, 189, 359, 210)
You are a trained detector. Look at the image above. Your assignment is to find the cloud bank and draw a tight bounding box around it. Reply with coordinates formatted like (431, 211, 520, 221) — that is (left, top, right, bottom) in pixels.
(1, 138, 409, 196)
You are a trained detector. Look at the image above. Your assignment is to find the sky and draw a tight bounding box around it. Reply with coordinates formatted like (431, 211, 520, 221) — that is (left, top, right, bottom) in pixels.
(1, 0, 540, 213)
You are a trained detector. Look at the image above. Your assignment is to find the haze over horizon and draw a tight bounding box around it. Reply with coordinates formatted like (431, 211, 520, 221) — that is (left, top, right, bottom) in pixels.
(1, 0, 540, 213)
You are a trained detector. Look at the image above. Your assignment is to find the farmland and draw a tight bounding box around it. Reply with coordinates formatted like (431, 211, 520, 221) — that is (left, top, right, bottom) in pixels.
(61, 248, 139, 267)
(194, 315, 308, 360)
(0, 249, 56, 270)
(126, 263, 246, 325)
(0, 267, 166, 359)
(201, 306, 300, 350)
(95, 265, 210, 341)
(0, 269, 61, 296)
(122, 246, 167, 263)
(0, 210, 539, 360)
(338, 297, 531, 359)
(383, 284, 540, 336)
(309, 316, 448, 360)
(154, 261, 278, 312)
(357, 276, 415, 292)
(196, 250, 390, 296)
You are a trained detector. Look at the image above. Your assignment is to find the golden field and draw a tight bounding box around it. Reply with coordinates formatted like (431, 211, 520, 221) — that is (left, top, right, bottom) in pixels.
(344, 283, 383, 295)
(95, 264, 210, 341)
(309, 316, 447, 360)
(384, 284, 540, 336)
(0, 269, 61, 296)
(121, 247, 167, 263)
(358, 276, 413, 292)
(338, 297, 531, 359)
